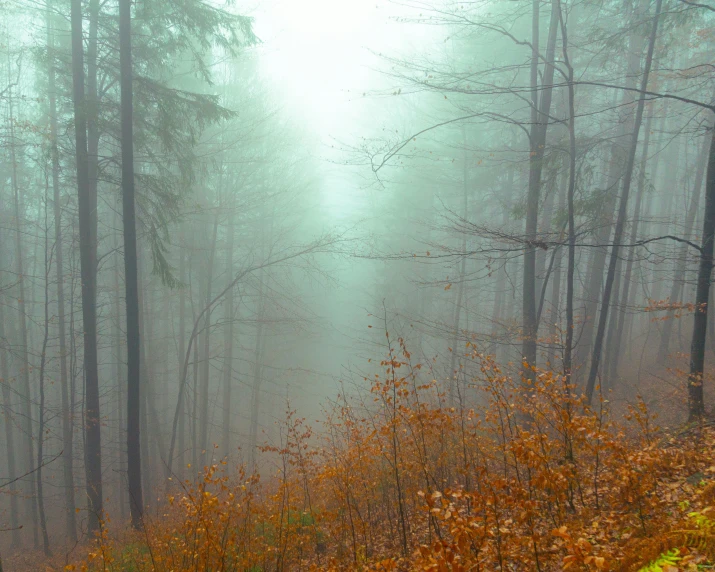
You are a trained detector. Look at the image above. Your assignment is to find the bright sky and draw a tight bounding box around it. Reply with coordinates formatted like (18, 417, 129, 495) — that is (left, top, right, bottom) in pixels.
(252, 0, 420, 136)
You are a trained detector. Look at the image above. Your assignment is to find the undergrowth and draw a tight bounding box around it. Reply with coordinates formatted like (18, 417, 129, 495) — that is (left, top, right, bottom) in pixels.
(66, 341, 714, 571)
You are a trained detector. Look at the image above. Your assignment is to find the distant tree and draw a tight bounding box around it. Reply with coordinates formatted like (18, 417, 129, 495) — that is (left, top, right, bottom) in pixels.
(118, 0, 144, 529)
(69, 0, 103, 533)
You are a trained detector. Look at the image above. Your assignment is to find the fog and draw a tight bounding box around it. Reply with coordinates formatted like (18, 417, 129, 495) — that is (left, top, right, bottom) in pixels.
(1, 0, 714, 564)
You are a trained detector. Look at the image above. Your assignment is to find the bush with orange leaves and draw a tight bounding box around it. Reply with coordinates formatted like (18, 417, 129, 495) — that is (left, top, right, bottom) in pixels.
(72, 337, 713, 571)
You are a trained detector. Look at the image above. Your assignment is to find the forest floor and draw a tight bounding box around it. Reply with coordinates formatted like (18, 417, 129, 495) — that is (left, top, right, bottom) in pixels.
(4, 367, 715, 572)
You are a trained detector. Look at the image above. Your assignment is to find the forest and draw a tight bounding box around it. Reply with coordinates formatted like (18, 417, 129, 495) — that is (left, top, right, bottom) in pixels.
(2, 0, 715, 569)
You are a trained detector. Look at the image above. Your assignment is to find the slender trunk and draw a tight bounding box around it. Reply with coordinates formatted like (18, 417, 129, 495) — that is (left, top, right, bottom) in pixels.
(113, 223, 127, 521)
(490, 155, 515, 360)
(574, 2, 647, 375)
(138, 264, 153, 508)
(37, 182, 52, 556)
(119, 0, 143, 528)
(47, 0, 77, 540)
(449, 129, 469, 404)
(651, 134, 682, 305)
(602, 255, 624, 389)
(547, 166, 567, 367)
(609, 106, 655, 381)
(199, 216, 219, 467)
(558, 0, 576, 388)
(7, 62, 39, 547)
(523, 0, 559, 374)
(192, 331, 199, 473)
(87, 0, 99, 270)
(536, 173, 557, 300)
(585, 0, 663, 403)
(178, 250, 186, 479)
(248, 312, 266, 472)
(70, 0, 103, 533)
(687, 113, 715, 419)
(249, 207, 270, 472)
(222, 218, 235, 460)
(0, 248, 20, 547)
(658, 133, 710, 360)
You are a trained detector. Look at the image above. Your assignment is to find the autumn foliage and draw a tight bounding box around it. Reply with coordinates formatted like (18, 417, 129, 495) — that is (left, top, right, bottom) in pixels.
(69, 339, 715, 571)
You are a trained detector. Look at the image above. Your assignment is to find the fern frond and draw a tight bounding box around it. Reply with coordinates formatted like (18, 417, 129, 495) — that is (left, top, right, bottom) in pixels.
(636, 548, 682, 572)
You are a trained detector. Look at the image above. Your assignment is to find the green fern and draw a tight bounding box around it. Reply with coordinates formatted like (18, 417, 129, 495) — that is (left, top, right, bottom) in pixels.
(637, 548, 682, 572)
(689, 510, 715, 533)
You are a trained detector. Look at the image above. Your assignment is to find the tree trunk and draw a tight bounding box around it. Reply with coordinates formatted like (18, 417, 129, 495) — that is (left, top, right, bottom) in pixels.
(7, 62, 39, 547)
(178, 249, 186, 479)
(547, 166, 567, 367)
(585, 0, 663, 403)
(221, 217, 235, 460)
(37, 185, 52, 556)
(70, 0, 103, 534)
(113, 222, 127, 522)
(47, 0, 77, 540)
(192, 331, 199, 473)
(602, 256, 624, 389)
(687, 118, 715, 419)
(0, 247, 20, 547)
(522, 0, 559, 375)
(138, 263, 153, 508)
(87, 0, 100, 272)
(490, 146, 516, 361)
(248, 309, 266, 472)
(608, 105, 655, 382)
(119, 0, 144, 529)
(558, 0, 577, 388)
(658, 133, 710, 360)
(199, 216, 219, 467)
(449, 129, 469, 405)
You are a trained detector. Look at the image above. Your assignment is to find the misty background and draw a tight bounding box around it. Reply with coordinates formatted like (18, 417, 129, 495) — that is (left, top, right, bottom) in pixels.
(1, 0, 713, 557)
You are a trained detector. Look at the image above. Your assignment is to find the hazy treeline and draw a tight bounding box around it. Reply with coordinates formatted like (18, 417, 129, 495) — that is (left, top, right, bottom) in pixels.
(1, 0, 714, 561)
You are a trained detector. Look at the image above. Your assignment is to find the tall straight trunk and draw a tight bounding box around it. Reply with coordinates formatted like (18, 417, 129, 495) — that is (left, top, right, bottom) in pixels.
(573, 154, 621, 373)
(623, 111, 668, 357)
(161, 292, 170, 422)
(119, 0, 143, 528)
(0, 248, 20, 547)
(138, 264, 153, 507)
(602, 256, 624, 389)
(574, 3, 648, 375)
(522, 0, 559, 374)
(47, 0, 77, 540)
(558, 0, 577, 387)
(70, 0, 103, 533)
(192, 332, 199, 473)
(199, 217, 219, 467)
(87, 0, 99, 270)
(547, 166, 567, 367)
(687, 110, 715, 419)
(178, 250, 186, 479)
(609, 106, 655, 381)
(142, 287, 167, 496)
(249, 208, 270, 471)
(585, 0, 663, 403)
(144, 280, 155, 488)
(113, 225, 127, 521)
(37, 185, 52, 556)
(535, 174, 557, 299)
(221, 218, 235, 460)
(7, 65, 39, 547)
(490, 158, 515, 360)
(658, 133, 710, 359)
(248, 307, 266, 472)
(651, 137, 682, 304)
(449, 129, 469, 405)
